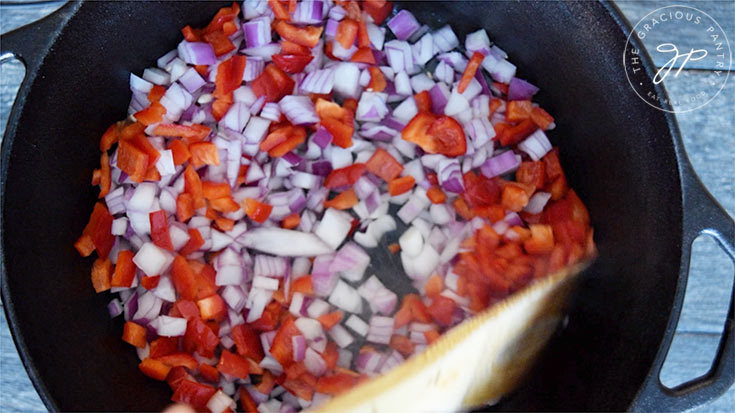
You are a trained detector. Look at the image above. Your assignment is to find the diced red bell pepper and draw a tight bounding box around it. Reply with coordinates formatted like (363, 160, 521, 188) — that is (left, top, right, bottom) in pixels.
(531, 106, 554, 130)
(402, 112, 467, 157)
(149, 337, 178, 359)
(516, 161, 546, 190)
(197, 294, 227, 322)
(122, 321, 147, 348)
(324, 163, 366, 189)
(139, 358, 171, 381)
(427, 295, 456, 326)
(215, 54, 246, 96)
(211, 91, 233, 121)
(141, 275, 160, 290)
(324, 188, 359, 210)
(174, 300, 201, 320)
(462, 171, 501, 207)
(291, 275, 314, 296)
(268, 0, 290, 20)
(269, 318, 301, 367)
(506, 100, 533, 122)
(315, 372, 359, 395)
(189, 142, 220, 168)
(497, 118, 537, 147)
(281, 213, 301, 229)
(217, 349, 250, 379)
(272, 53, 314, 74)
(204, 29, 235, 56)
(243, 198, 273, 223)
(425, 274, 444, 299)
(365, 66, 386, 91)
(99, 123, 120, 152)
(281, 40, 311, 55)
(389, 334, 415, 358)
(322, 341, 339, 370)
(117, 139, 149, 183)
(176, 193, 195, 223)
(184, 165, 205, 209)
(166, 366, 193, 392)
(90, 257, 112, 293)
(156, 353, 199, 371)
(171, 255, 218, 301)
(149, 210, 174, 251)
(426, 186, 447, 204)
(366, 147, 403, 182)
(201, 181, 231, 200)
(198, 363, 220, 383)
(414, 90, 432, 113)
(282, 378, 314, 401)
(168, 139, 191, 166)
(111, 250, 136, 287)
(251, 64, 296, 103)
(336, 18, 359, 48)
(98, 152, 111, 199)
(351, 47, 376, 65)
(524, 224, 555, 254)
(154, 124, 211, 144)
(239, 387, 259, 412)
(317, 311, 344, 330)
(387, 175, 415, 196)
(274, 21, 323, 48)
(458, 52, 484, 93)
(362, 0, 394, 24)
(183, 317, 220, 358)
(171, 380, 217, 411)
(250, 300, 283, 331)
(231, 323, 265, 362)
(501, 182, 531, 212)
(256, 370, 277, 394)
(134, 102, 167, 126)
(203, 2, 241, 35)
(148, 85, 166, 103)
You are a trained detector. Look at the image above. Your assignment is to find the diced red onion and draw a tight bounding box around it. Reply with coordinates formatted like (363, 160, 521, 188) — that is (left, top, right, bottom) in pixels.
(324, 19, 339, 38)
(108, 298, 123, 318)
(328, 325, 354, 348)
(401, 243, 440, 280)
(300, 68, 335, 94)
(504, 212, 524, 227)
(328, 280, 363, 313)
(367, 23, 386, 50)
(465, 28, 491, 56)
(425, 83, 450, 116)
(177, 40, 216, 65)
(149, 315, 187, 337)
(250, 95, 266, 115)
(333, 62, 361, 98)
(133, 242, 173, 277)
(292, 0, 323, 24)
(304, 347, 327, 376)
(329, 242, 370, 282)
(480, 150, 522, 178)
(358, 275, 398, 315)
(518, 129, 552, 161)
(524, 191, 552, 214)
(356, 92, 389, 122)
(133, 291, 162, 323)
(242, 56, 265, 82)
(387, 10, 420, 41)
(385, 40, 415, 74)
(243, 116, 270, 144)
(259, 356, 283, 376)
(292, 335, 307, 362)
(295, 317, 324, 341)
(327, 5, 346, 20)
(243, 0, 269, 19)
(280, 95, 319, 125)
(306, 298, 331, 318)
(244, 16, 272, 48)
(142, 67, 170, 86)
(444, 88, 470, 116)
(432, 25, 460, 53)
(259, 102, 281, 122)
(243, 43, 282, 59)
(508, 77, 540, 101)
(239, 227, 334, 256)
(130, 73, 153, 93)
(393, 70, 412, 96)
(207, 390, 235, 413)
(344, 315, 369, 336)
(314, 208, 352, 250)
(410, 73, 434, 94)
(331, 40, 358, 60)
(359, 123, 397, 141)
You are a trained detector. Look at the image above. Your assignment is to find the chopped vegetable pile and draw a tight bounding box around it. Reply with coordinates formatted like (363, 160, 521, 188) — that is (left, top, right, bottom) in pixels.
(76, 1, 596, 412)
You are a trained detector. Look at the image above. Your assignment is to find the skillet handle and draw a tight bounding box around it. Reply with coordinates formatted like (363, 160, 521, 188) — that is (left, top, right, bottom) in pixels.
(633, 160, 735, 411)
(0, 1, 81, 74)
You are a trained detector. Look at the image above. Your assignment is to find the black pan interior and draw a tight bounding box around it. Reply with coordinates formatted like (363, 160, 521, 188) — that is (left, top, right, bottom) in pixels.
(1, 1, 682, 411)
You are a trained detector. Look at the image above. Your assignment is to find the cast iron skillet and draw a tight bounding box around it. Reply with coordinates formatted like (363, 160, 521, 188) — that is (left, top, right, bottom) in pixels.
(1, 1, 733, 411)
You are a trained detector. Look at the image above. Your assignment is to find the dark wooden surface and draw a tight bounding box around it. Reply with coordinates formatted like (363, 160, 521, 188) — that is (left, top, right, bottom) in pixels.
(1, 1, 733, 411)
